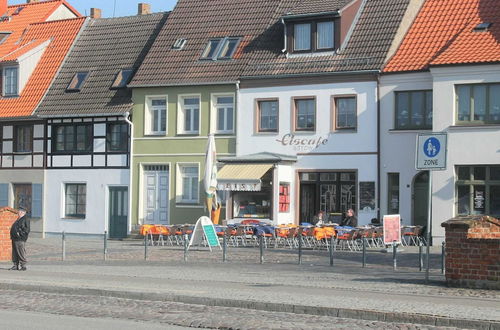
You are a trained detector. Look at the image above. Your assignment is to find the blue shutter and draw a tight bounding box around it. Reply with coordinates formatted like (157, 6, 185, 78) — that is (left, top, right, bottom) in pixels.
(31, 184, 43, 218)
(0, 184, 8, 207)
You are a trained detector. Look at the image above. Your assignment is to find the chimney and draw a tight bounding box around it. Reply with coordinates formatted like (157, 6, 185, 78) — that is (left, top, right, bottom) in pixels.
(138, 3, 151, 15)
(26, 0, 40, 3)
(90, 8, 101, 19)
(0, 0, 6, 16)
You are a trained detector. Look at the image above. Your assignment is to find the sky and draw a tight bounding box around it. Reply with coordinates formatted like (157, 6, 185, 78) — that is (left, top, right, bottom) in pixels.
(9, 0, 178, 17)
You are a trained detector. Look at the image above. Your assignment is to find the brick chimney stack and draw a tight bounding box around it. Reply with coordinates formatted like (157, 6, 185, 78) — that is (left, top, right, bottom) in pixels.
(90, 8, 102, 19)
(26, 0, 40, 3)
(138, 3, 151, 15)
(0, 0, 6, 16)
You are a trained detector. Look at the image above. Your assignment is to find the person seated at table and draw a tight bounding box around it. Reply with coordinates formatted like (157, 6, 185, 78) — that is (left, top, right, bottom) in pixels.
(312, 210, 325, 226)
(342, 209, 358, 227)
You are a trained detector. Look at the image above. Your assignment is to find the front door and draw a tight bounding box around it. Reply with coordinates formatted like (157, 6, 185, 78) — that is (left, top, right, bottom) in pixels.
(413, 171, 429, 228)
(143, 165, 169, 225)
(109, 187, 128, 239)
(13, 184, 32, 216)
(300, 184, 316, 223)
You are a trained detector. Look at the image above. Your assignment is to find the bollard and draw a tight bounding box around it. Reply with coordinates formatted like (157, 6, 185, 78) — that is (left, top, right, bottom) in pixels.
(441, 241, 446, 275)
(61, 231, 66, 261)
(419, 244, 423, 271)
(259, 235, 264, 264)
(103, 231, 108, 261)
(392, 240, 397, 271)
(183, 234, 189, 262)
(329, 235, 334, 267)
(144, 231, 148, 260)
(362, 237, 366, 268)
(222, 234, 227, 263)
(298, 230, 303, 265)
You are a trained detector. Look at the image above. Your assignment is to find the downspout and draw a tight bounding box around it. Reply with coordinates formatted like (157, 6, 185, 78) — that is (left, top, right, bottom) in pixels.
(376, 74, 381, 220)
(235, 80, 240, 157)
(281, 18, 287, 54)
(123, 111, 135, 233)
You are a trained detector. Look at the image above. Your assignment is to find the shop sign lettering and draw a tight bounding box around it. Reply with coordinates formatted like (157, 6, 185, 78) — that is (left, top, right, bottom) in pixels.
(275, 133, 328, 152)
(217, 182, 261, 191)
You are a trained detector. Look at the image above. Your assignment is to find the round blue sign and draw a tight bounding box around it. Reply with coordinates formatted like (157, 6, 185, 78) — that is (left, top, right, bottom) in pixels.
(423, 137, 440, 158)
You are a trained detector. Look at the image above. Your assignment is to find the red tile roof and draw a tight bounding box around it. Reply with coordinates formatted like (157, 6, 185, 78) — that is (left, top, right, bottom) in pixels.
(0, 17, 85, 118)
(384, 0, 500, 72)
(0, 0, 79, 58)
(0, 38, 49, 62)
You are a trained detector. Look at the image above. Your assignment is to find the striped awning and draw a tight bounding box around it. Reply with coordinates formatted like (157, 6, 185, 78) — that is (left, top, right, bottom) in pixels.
(217, 164, 273, 191)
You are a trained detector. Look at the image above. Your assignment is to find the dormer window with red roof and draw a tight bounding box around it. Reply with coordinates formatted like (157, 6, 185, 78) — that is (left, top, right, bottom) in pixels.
(2, 66, 18, 97)
(287, 18, 338, 54)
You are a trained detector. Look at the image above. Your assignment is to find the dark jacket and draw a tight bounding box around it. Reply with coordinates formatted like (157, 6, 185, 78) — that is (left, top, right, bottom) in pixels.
(10, 215, 30, 242)
(342, 215, 358, 227)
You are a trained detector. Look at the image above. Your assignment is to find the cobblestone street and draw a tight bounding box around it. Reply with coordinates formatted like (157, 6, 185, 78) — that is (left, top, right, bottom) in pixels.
(0, 289, 461, 330)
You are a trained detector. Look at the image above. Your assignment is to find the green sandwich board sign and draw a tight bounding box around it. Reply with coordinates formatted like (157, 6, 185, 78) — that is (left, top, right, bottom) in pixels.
(189, 216, 221, 251)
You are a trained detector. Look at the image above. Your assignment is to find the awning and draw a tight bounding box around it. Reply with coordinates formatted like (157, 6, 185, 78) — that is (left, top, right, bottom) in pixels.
(217, 164, 273, 191)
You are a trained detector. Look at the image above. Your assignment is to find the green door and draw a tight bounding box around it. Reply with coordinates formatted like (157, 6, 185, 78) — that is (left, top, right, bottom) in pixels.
(109, 187, 128, 239)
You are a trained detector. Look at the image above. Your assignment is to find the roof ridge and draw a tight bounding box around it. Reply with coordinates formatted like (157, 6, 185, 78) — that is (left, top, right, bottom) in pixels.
(89, 11, 169, 21)
(27, 16, 86, 27)
(7, 0, 62, 8)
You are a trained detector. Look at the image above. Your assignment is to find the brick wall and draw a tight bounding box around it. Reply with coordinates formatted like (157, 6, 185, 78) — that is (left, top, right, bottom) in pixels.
(0, 207, 19, 261)
(442, 216, 500, 290)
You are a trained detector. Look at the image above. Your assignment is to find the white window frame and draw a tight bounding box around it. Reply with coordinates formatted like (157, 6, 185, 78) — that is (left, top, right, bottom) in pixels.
(211, 93, 235, 134)
(177, 94, 201, 135)
(144, 95, 168, 136)
(62, 182, 87, 219)
(3, 66, 19, 97)
(176, 162, 200, 204)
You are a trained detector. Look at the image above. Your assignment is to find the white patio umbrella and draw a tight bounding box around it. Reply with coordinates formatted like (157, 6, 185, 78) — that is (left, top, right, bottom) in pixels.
(204, 134, 218, 221)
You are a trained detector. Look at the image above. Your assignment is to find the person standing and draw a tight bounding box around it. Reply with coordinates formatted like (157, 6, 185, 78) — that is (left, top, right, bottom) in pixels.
(342, 208, 358, 227)
(9, 208, 30, 271)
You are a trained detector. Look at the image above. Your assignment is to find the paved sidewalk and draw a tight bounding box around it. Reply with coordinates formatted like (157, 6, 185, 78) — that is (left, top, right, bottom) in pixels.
(0, 238, 498, 329)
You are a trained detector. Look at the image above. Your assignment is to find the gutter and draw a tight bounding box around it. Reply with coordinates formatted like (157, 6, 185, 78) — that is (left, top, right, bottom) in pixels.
(36, 112, 129, 118)
(128, 81, 237, 89)
(281, 11, 339, 20)
(122, 112, 135, 232)
(240, 69, 379, 80)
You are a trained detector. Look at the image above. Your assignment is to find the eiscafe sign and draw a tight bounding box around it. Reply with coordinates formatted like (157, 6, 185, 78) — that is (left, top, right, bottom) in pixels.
(276, 133, 328, 152)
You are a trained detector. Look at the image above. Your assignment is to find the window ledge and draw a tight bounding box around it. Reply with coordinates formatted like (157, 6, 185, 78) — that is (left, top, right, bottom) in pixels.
(176, 133, 200, 137)
(331, 129, 357, 134)
(12, 151, 32, 155)
(214, 132, 235, 136)
(144, 133, 166, 137)
(292, 131, 317, 135)
(253, 132, 278, 136)
(61, 217, 86, 220)
(388, 129, 432, 133)
(449, 124, 500, 129)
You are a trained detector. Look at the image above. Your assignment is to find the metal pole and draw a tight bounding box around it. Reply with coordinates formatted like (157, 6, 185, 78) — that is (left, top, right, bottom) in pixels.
(259, 235, 264, 264)
(419, 243, 423, 271)
(144, 231, 148, 260)
(298, 230, 303, 265)
(441, 241, 446, 275)
(392, 240, 397, 271)
(329, 235, 334, 267)
(61, 231, 66, 261)
(222, 234, 227, 263)
(183, 234, 188, 262)
(362, 237, 366, 268)
(103, 231, 108, 261)
(425, 171, 433, 283)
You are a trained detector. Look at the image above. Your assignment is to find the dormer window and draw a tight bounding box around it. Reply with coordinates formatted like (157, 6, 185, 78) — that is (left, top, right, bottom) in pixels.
(3, 66, 19, 97)
(288, 19, 336, 54)
(111, 69, 133, 89)
(201, 37, 241, 60)
(66, 72, 89, 92)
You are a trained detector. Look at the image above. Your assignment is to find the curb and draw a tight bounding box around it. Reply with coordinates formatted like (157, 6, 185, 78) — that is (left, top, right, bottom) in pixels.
(0, 282, 498, 330)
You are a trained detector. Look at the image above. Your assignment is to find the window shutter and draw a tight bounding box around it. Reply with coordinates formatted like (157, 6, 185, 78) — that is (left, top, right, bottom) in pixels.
(0, 184, 8, 207)
(32, 184, 43, 218)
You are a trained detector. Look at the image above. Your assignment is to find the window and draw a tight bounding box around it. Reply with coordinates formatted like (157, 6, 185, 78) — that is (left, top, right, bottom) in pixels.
(65, 183, 86, 218)
(106, 123, 128, 152)
(215, 96, 234, 133)
(0, 32, 11, 45)
(3, 67, 18, 96)
(146, 97, 167, 135)
(294, 98, 315, 131)
(289, 20, 335, 53)
(53, 124, 92, 153)
(395, 90, 432, 129)
(110, 69, 133, 89)
(456, 83, 500, 124)
(387, 173, 399, 214)
(456, 165, 500, 216)
(180, 96, 200, 134)
(14, 125, 32, 152)
(334, 96, 356, 129)
(257, 100, 278, 132)
(201, 37, 241, 60)
(66, 72, 89, 92)
(172, 38, 187, 50)
(179, 165, 199, 203)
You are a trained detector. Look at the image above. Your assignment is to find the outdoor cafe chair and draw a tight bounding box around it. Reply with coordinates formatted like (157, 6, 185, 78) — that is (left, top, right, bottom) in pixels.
(139, 224, 155, 246)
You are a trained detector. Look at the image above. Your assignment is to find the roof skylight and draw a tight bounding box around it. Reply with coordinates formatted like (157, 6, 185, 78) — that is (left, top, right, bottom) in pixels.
(110, 69, 134, 89)
(0, 32, 11, 45)
(172, 38, 187, 50)
(200, 37, 241, 60)
(473, 22, 492, 32)
(66, 72, 89, 92)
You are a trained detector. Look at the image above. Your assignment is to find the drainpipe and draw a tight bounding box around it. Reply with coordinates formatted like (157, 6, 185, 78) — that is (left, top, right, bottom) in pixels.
(235, 80, 240, 157)
(376, 74, 381, 220)
(281, 18, 287, 55)
(123, 111, 135, 232)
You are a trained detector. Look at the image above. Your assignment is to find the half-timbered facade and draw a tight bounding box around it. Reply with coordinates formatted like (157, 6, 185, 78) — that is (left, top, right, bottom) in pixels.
(35, 11, 168, 237)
